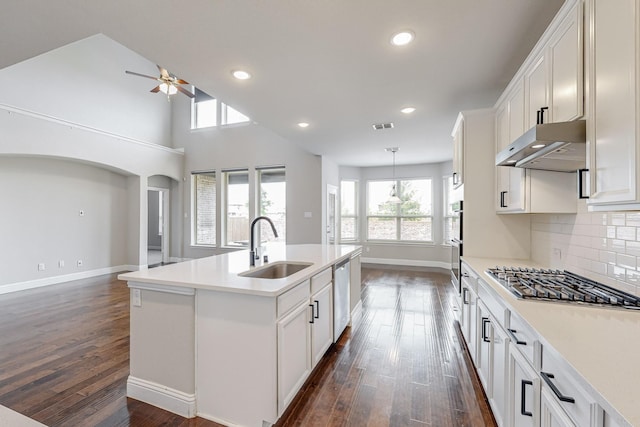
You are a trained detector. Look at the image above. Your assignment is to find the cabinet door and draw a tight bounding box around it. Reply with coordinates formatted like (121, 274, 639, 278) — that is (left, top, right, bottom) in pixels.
(525, 54, 548, 129)
(311, 284, 333, 367)
(490, 324, 509, 427)
(588, 0, 639, 205)
(509, 344, 539, 427)
(277, 302, 312, 415)
(477, 302, 492, 393)
(541, 386, 576, 427)
(452, 118, 464, 189)
(549, 1, 584, 122)
(508, 79, 526, 143)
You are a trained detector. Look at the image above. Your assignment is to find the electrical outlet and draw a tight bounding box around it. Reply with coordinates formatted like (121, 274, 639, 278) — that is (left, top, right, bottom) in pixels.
(365, 246, 370, 252)
(552, 248, 562, 260)
(132, 289, 142, 307)
(58, 260, 65, 268)
(38, 263, 45, 271)
(77, 260, 83, 267)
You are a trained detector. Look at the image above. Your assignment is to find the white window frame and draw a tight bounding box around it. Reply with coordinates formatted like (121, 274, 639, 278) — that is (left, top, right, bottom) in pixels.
(191, 87, 250, 130)
(222, 169, 250, 247)
(443, 175, 455, 246)
(340, 180, 359, 242)
(257, 166, 286, 243)
(191, 171, 217, 247)
(366, 178, 433, 243)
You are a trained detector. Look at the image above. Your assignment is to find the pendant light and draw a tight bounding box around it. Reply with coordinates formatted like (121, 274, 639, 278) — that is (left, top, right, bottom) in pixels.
(386, 147, 402, 204)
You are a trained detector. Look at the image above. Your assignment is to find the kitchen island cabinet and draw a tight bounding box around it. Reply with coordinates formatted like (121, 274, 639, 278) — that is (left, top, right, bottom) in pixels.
(118, 243, 361, 427)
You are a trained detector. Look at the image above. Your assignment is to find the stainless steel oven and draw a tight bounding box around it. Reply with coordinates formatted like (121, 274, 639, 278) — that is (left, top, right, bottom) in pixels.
(450, 200, 463, 294)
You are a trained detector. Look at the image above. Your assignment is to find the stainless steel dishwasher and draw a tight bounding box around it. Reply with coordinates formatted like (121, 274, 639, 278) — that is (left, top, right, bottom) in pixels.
(333, 258, 350, 340)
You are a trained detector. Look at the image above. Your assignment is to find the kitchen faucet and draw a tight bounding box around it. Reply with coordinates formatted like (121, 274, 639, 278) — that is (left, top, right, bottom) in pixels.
(249, 216, 279, 266)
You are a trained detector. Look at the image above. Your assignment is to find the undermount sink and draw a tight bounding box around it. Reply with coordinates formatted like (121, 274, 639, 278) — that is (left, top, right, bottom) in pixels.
(239, 261, 313, 279)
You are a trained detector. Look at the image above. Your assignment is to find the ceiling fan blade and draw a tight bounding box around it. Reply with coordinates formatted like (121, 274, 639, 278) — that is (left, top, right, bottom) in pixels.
(125, 70, 159, 80)
(157, 65, 171, 80)
(176, 85, 195, 98)
(175, 79, 189, 85)
(150, 85, 162, 93)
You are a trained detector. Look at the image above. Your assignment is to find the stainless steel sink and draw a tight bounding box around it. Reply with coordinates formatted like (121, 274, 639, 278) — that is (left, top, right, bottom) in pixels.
(239, 261, 313, 279)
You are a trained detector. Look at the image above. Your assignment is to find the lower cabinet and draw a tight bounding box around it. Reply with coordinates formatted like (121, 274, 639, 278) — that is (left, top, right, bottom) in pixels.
(460, 274, 478, 360)
(277, 279, 333, 415)
(541, 385, 576, 427)
(509, 342, 540, 427)
(490, 322, 510, 427)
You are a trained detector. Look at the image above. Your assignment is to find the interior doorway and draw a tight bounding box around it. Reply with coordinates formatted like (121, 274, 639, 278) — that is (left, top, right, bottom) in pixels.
(326, 184, 338, 244)
(148, 187, 169, 267)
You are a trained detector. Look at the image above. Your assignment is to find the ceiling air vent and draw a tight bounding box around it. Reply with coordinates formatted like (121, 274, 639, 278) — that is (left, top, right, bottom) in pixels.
(372, 122, 394, 130)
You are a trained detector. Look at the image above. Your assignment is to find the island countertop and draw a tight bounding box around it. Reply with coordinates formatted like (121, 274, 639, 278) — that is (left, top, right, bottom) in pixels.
(118, 244, 361, 297)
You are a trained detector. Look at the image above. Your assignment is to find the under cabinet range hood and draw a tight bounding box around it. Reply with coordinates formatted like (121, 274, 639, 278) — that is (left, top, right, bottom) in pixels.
(496, 120, 586, 172)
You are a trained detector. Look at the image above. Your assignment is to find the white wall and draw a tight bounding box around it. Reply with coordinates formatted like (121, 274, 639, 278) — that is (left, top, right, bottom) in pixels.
(0, 157, 129, 289)
(170, 96, 323, 260)
(339, 161, 452, 268)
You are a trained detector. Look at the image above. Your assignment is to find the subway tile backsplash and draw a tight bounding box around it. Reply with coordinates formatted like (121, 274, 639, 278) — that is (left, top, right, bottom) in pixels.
(531, 202, 640, 296)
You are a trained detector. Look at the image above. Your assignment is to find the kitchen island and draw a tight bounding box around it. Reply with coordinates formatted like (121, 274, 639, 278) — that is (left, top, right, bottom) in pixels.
(118, 243, 361, 427)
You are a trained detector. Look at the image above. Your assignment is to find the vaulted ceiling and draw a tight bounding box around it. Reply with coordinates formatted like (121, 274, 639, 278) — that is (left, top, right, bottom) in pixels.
(0, 0, 564, 166)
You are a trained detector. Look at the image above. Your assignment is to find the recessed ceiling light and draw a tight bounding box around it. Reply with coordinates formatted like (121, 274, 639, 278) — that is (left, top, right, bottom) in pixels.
(298, 122, 309, 128)
(532, 144, 546, 149)
(232, 70, 251, 80)
(401, 106, 416, 114)
(391, 31, 415, 46)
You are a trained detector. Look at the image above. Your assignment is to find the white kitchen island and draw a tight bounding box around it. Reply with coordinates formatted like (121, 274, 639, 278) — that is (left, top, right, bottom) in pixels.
(118, 244, 361, 427)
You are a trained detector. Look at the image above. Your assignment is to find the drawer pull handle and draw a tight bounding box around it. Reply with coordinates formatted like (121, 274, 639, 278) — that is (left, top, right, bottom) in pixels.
(481, 317, 490, 343)
(314, 300, 320, 319)
(462, 288, 469, 305)
(507, 328, 527, 346)
(520, 379, 533, 417)
(309, 304, 315, 324)
(541, 372, 575, 404)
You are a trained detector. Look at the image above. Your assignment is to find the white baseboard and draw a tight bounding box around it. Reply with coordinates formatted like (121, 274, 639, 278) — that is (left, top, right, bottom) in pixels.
(0, 265, 131, 295)
(169, 256, 190, 263)
(360, 257, 450, 270)
(350, 300, 363, 332)
(127, 376, 196, 418)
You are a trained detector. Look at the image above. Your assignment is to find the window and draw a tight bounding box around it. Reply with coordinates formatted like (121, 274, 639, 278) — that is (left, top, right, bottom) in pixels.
(258, 167, 286, 243)
(192, 172, 216, 245)
(191, 88, 250, 129)
(443, 175, 455, 244)
(223, 170, 250, 247)
(366, 178, 432, 242)
(340, 180, 358, 241)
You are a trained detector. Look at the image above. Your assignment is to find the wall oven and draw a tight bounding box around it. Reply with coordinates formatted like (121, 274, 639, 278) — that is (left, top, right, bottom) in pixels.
(450, 200, 463, 295)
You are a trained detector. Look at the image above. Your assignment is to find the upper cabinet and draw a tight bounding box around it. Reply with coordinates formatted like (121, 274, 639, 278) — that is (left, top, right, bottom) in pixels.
(452, 114, 464, 189)
(586, 0, 640, 209)
(494, 0, 583, 214)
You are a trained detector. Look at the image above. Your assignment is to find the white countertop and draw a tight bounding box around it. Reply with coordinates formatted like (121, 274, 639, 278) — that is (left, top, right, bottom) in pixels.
(0, 406, 46, 427)
(462, 256, 640, 427)
(119, 244, 361, 297)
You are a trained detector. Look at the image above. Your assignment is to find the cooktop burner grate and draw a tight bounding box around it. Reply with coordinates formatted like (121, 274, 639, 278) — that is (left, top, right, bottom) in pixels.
(486, 266, 640, 310)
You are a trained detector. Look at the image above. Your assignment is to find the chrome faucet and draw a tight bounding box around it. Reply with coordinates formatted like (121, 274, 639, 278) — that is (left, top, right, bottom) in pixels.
(249, 216, 279, 266)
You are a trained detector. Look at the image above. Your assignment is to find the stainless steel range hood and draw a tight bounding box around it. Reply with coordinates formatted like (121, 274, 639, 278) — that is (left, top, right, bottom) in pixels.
(495, 120, 586, 172)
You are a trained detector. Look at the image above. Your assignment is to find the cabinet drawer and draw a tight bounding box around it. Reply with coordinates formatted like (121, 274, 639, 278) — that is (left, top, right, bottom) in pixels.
(541, 345, 593, 427)
(311, 267, 332, 294)
(507, 311, 538, 368)
(477, 279, 508, 325)
(277, 280, 310, 318)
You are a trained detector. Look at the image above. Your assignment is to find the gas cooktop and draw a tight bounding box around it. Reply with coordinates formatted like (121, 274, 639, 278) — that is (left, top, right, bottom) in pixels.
(486, 266, 640, 310)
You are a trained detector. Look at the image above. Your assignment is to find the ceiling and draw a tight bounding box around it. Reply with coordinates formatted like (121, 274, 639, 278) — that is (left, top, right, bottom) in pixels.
(0, 0, 564, 167)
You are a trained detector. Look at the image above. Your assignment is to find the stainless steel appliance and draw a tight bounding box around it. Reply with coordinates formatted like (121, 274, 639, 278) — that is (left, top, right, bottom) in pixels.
(333, 258, 351, 339)
(486, 266, 640, 310)
(495, 119, 586, 172)
(450, 200, 463, 294)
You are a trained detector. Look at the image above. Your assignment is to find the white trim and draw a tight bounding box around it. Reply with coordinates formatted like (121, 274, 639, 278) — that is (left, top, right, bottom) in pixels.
(126, 281, 196, 296)
(127, 376, 196, 418)
(350, 300, 363, 332)
(360, 257, 450, 270)
(0, 103, 182, 155)
(0, 265, 131, 295)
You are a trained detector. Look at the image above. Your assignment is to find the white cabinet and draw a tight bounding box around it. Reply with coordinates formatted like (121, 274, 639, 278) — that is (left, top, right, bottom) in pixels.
(460, 272, 478, 361)
(525, 54, 548, 129)
(541, 385, 576, 427)
(477, 301, 492, 392)
(586, 0, 640, 209)
(509, 343, 540, 427)
(452, 114, 465, 189)
(310, 282, 333, 366)
(490, 322, 509, 427)
(277, 299, 312, 414)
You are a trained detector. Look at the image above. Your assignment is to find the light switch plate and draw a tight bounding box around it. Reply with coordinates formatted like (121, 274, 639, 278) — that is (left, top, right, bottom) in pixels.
(132, 289, 142, 307)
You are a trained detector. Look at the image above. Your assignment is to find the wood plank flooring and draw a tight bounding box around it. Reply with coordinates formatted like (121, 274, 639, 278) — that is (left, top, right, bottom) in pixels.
(0, 266, 494, 427)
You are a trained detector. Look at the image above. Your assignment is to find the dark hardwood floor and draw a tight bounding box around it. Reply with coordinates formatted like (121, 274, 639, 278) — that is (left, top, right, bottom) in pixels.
(0, 266, 494, 427)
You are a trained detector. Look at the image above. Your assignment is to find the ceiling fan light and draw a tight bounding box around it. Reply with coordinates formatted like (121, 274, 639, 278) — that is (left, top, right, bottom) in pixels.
(388, 185, 402, 204)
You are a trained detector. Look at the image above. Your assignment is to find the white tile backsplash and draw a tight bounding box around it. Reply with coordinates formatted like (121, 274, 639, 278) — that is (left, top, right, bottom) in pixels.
(531, 207, 640, 296)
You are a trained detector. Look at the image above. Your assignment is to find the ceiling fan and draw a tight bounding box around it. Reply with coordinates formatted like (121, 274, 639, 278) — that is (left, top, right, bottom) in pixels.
(125, 65, 194, 99)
